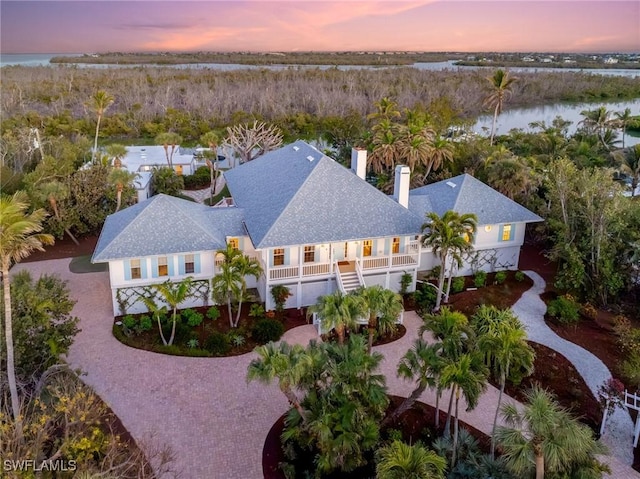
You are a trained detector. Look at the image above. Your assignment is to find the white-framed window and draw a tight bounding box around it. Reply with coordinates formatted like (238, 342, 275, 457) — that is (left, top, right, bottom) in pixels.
(304, 246, 315, 263)
(392, 237, 400, 254)
(273, 248, 285, 266)
(228, 238, 239, 250)
(185, 254, 195, 274)
(362, 240, 372, 257)
(501, 224, 513, 241)
(158, 256, 168, 276)
(130, 259, 141, 279)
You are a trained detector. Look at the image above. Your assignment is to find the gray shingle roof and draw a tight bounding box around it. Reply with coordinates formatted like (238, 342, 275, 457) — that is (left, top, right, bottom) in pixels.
(224, 140, 425, 248)
(409, 174, 543, 225)
(92, 194, 245, 262)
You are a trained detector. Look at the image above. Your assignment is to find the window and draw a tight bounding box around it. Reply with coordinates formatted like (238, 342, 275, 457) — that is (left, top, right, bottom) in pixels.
(273, 248, 285, 266)
(175, 165, 183, 176)
(304, 246, 315, 263)
(362, 240, 372, 257)
(130, 259, 141, 280)
(185, 254, 195, 274)
(502, 224, 513, 241)
(228, 238, 239, 250)
(158, 256, 168, 276)
(392, 237, 400, 254)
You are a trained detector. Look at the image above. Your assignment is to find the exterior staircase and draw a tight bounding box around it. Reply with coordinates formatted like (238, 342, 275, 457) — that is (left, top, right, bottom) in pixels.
(336, 261, 364, 294)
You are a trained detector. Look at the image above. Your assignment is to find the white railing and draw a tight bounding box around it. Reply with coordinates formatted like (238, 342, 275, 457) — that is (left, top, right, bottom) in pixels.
(215, 252, 260, 267)
(302, 262, 330, 276)
(334, 262, 346, 293)
(406, 240, 420, 254)
(392, 254, 419, 267)
(361, 257, 389, 270)
(355, 260, 366, 286)
(269, 266, 299, 280)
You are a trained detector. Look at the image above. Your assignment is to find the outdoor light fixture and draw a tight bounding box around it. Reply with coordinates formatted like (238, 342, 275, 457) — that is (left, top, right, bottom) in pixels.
(485, 225, 492, 232)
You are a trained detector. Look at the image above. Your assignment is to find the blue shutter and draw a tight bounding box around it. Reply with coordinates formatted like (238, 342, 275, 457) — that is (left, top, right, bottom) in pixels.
(168, 255, 175, 276)
(498, 225, 504, 242)
(178, 255, 186, 275)
(284, 248, 290, 266)
(509, 224, 515, 241)
(124, 260, 132, 280)
(356, 242, 362, 257)
(383, 238, 390, 255)
(151, 258, 158, 278)
(194, 254, 201, 274)
(140, 259, 148, 279)
(239, 237, 245, 251)
(372, 239, 378, 256)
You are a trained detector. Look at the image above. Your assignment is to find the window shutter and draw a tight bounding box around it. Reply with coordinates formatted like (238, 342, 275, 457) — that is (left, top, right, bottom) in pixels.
(194, 254, 201, 274)
(151, 258, 158, 278)
(509, 224, 515, 241)
(141, 259, 148, 279)
(372, 239, 378, 256)
(178, 255, 186, 275)
(124, 260, 132, 280)
(284, 248, 290, 266)
(383, 238, 390, 255)
(168, 255, 175, 276)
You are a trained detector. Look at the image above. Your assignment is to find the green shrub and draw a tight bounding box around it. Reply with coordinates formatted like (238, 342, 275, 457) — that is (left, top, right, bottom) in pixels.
(187, 338, 199, 349)
(228, 332, 246, 347)
(413, 282, 437, 312)
(399, 272, 413, 295)
(474, 271, 487, 288)
(183, 166, 211, 189)
(249, 304, 266, 319)
(495, 271, 507, 285)
(204, 332, 230, 356)
(252, 318, 285, 343)
(451, 277, 465, 293)
(547, 295, 580, 325)
(182, 308, 204, 327)
(515, 271, 525, 282)
(122, 314, 136, 330)
(207, 306, 220, 321)
(139, 315, 152, 332)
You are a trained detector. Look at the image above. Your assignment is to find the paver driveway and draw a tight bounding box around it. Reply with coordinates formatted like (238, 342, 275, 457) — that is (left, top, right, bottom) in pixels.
(15, 259, 639, 478)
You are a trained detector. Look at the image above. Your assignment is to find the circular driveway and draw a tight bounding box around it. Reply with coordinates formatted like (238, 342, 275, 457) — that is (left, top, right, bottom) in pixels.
(15, 260, 639, 478)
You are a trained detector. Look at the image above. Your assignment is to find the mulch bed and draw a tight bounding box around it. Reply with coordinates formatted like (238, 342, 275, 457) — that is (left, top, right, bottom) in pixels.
(263, 396, 491, 479)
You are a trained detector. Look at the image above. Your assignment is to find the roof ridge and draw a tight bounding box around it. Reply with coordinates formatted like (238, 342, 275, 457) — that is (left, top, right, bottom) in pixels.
(169, 196, 228, 246)
(257, 150, 326, 248)
(451, 173, 468, 212)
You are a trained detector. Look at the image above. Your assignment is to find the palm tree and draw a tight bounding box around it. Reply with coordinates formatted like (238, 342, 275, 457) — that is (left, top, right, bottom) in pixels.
(486, 156, 537, 200)
(370, 119, 403, 174)
(473, 306, 535, 457)
(36, 180, 79, 245)
(483, 69, 518, 145)
(614, 108, 632, 148)
(105, 143, 127, 168)
(616, 144, 640, 196)
(155, 132, 183, 168)
(426, 136, 455, 180)
(440, 352, 488, 468)
(355, 285, 404, 354)
(496, 386, 607, 479)
(308, 290, 366, 344)
(211, 247, 243, 328)
(200, 131, 220, 203)
(247, 342, 310, 421)
(421, 211, 477, 310)
(146, 277, 194, 345)
(376, 440, 447, 479)
(108, 168, 137, 212)
(89, 90, 114, 163)
(579, 106, 614, 150)
(231, 252, 263, 327)
(0, 192, 54, 423)
(385, 339, 444, 426)
(138, 294, 169, 345)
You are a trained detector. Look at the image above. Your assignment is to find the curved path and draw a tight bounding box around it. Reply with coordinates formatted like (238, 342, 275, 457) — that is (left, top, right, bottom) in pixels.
(14, 260, 639, 478)
(512, 271, 636, 467)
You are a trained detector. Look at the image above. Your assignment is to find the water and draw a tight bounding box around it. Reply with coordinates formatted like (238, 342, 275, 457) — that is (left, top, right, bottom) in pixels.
(474, 98, 640, 147)
(2, 54, 639, 78)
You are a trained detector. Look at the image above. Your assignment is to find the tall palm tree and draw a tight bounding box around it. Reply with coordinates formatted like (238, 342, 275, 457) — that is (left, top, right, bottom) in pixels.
(308, 290, 366, 344)
(473, 306, 535, 457)
(138, 295, 169, 345)
(616, 144, 640, 196)
(247, 341, 310, 421)
(147, 277, 194, 345)
(89, 90, 114, 164)
(105, 143, 127, 168)
(426, 136, 455, 180)
(370, 119, 403, 174)
(614, 108, 632, 148)
(486, 156, 537, 200)
(483, 69, 518, 145)
(440, 352, 488, 468)
(232, 252, 263, 327)
(386, 339, 444, 425)
(108, 168, 137, 212)
(36, 180, 79, 245)
(376, 440, 447, 479)
(579, 106, 614, 150)
(421, 210, 477, 310)
(155, 132, 183, 168)
(211, 245, 243, 328)
(200, 131, 220, 203)
(355, 285, 404, 353)
(496, 386, 607, 479)
(0, 192, 54, 423)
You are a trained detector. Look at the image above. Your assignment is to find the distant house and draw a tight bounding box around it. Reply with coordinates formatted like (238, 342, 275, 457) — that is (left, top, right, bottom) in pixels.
(604, 57, 619, 64)
(92, 141, 542, 316)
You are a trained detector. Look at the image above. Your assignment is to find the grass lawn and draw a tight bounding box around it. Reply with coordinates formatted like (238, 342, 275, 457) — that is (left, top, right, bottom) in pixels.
(69, 255, 108, 273)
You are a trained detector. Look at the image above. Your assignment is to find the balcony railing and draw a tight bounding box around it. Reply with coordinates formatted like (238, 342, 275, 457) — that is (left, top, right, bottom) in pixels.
(269, 265, 299, 280)
(302, 262, 331, 276)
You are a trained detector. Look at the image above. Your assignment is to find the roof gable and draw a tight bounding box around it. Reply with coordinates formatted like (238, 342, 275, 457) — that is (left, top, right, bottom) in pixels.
(224, 141, 424, 248)
(410, 174, 542, 225)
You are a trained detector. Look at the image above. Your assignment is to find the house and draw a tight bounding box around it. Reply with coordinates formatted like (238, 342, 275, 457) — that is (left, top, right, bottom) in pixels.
(92, 140, 542, 316)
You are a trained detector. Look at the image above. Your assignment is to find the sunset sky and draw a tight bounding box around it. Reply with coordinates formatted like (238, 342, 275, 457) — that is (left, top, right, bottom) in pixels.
(1, 1, 638, 54)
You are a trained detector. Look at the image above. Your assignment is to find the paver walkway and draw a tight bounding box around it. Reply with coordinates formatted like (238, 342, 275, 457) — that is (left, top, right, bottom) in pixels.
(14, 260, 639, 478)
